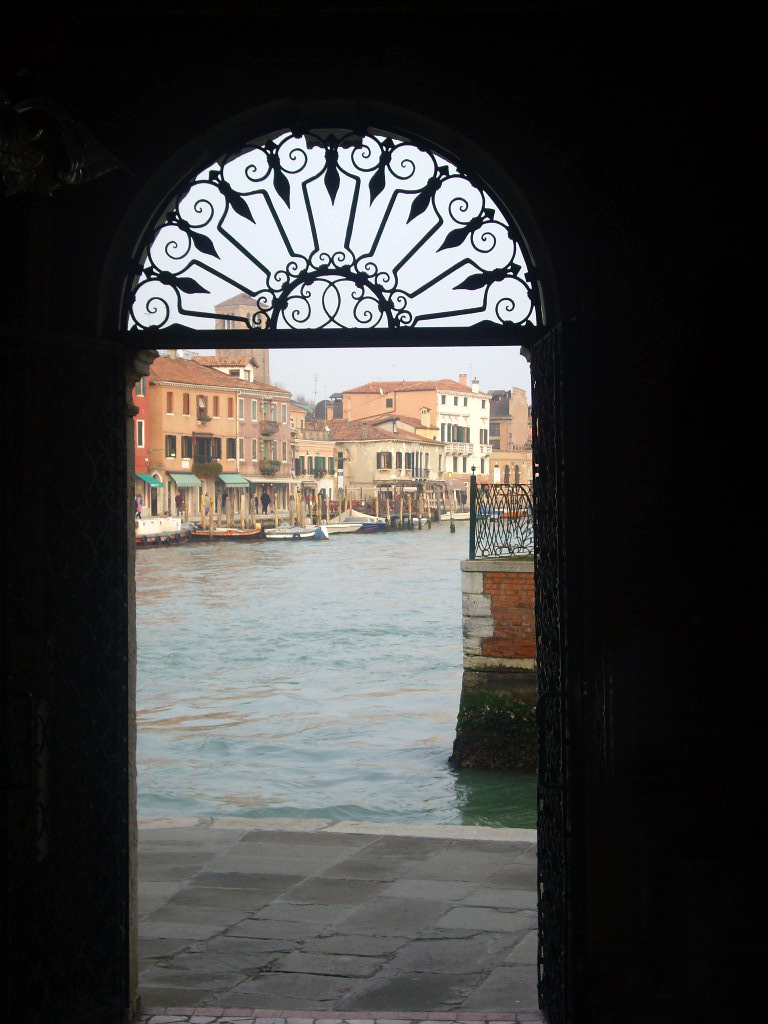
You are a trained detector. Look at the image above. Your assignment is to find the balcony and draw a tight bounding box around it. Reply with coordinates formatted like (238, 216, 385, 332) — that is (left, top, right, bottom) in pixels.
(192, 460, 222, 479)
(260, 459, 281, 476)
(261, 419, 279, 437)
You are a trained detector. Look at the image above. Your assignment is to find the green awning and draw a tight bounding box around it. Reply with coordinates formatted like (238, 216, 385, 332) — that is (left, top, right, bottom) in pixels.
(219, 473, 250, 488)
(169, 472, 202, 487)
(136, 473, 163, 489)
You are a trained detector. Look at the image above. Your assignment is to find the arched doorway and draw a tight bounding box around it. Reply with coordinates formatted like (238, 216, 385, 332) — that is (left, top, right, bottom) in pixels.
(109, 105, 571, 1022)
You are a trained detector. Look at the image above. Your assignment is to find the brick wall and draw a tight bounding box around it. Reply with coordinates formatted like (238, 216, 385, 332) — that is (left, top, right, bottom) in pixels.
(453, 557, 537, 769)
(461, 557, 536, 669)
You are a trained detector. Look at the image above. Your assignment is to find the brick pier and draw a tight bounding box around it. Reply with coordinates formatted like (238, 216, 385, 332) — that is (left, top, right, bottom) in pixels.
(452, 559, 537, 770)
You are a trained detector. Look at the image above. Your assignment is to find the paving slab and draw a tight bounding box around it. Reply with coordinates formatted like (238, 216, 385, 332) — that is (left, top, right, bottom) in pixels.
(138, 819, 539, 1016)
(338, 971, 485, 1011)
(335, 899, 455, 936)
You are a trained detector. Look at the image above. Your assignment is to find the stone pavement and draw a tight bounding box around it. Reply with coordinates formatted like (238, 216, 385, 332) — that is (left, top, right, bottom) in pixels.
(137, 819, 541, 1023)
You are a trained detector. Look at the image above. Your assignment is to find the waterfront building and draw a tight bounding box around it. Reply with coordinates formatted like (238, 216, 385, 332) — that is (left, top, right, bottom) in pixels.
(342, 375, 494, 491)
(213, 293, 270, 384)
(488, 387, 533, 487)
(131, 371, 164, 515)
(145, 354, 242, 516)
(328, 418, 444, 509)
(191, 353, 292, 512)
(291, 412, 337, 516)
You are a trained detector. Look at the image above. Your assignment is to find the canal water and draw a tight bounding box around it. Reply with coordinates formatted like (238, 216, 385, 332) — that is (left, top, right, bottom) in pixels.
(136, 520, 537, 828)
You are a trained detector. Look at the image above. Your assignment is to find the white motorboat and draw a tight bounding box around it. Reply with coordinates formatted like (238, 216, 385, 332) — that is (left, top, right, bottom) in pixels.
(264, 524, 330, 541)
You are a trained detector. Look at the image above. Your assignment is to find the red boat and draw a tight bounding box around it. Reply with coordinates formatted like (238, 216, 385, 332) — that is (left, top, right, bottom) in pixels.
(188, 526, 263, 542)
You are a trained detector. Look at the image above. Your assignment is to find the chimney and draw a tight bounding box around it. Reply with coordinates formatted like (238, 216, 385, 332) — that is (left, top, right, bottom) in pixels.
(472, 378, 479, 394)
(459, 373, 467, 387)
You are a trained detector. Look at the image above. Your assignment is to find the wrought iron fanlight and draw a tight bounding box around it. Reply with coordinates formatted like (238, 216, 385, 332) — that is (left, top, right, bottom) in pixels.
(125, 128, 541, 333)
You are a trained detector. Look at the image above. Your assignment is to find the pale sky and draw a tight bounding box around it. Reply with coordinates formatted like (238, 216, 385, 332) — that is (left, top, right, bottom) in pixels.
(268, 345, 531, 406)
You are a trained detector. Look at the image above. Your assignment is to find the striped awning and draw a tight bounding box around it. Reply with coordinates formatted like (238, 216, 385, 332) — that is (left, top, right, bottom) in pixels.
(219, 473, 250, 488)
(136, 473, 163, 488)
(168, 472, 201, 487)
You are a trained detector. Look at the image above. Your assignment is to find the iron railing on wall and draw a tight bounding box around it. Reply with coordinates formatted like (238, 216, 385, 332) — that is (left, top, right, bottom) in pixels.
(469, 472, 534, 559)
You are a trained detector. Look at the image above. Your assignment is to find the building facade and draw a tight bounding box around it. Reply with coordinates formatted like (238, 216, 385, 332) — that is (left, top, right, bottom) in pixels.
(488, 388, 533, 487)
(329, 419, 444, 506)
(342, 375, 493, 487)
(213, 293, 270, 384)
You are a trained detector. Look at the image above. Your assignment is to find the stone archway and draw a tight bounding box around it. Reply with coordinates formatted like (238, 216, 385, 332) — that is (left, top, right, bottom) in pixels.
(107, 104, 571, 1021)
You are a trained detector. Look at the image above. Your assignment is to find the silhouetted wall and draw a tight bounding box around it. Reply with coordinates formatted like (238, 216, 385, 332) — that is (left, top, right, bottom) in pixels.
(1, 6, 756, 1022)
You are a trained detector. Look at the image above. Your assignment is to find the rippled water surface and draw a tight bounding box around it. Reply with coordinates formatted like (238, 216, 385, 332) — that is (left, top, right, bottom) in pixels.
(136, 521, 536, 828)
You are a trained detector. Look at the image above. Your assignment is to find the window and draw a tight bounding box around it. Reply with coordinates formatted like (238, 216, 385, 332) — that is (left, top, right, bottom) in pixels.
(462, 457, 467, 472)
(227, 397, 234, 418)
(454, 396, 458, 406)
(376, 451, 392, 469)
(251, 400, 258, 421)
(136, 420, 145, 447)
(481, 399, 486, 409)
(463, 397, 468, 406)
(405, 452, 413, 470)
(252, 438, 258, 460)
(271, 440, 278, 460)
(226, 438, 236, 460)
(329, 456, 335, 473)
(238, 397, 244, 420)
(271, 403, 277, 419)
(183, 393, 190, 416)
(425, 454, 429, 471)
(212, 438, 222, 460)
(181, 436, 193, 459)
(197, 396, 207, 418)
(238, 436, 244, 460)
(213, 396, 219, 417)
(438, 454, 442, 471)
(135, 377, 146, 397)
(453, 456, 458, 472)
(307, 456, 313, 473)
(166, 391, 173, 413)
(281, 403, 287, 423)
(396, 451, 402, 469)
(480, 458, 485, 474)
(282, 441, 287, 461)
(466, 428, 470, 443)
(386, 398, 393, 408)
(441, 395, 446, 404)
(165, 435, 177, 458)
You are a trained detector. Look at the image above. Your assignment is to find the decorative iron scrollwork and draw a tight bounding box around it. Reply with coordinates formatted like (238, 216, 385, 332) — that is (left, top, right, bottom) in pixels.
(124, 128, 541, 332)
(469, 478, 534, 558)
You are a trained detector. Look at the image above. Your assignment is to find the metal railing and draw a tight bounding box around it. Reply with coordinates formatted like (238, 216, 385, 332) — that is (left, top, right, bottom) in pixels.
(469, 473, 534, 559)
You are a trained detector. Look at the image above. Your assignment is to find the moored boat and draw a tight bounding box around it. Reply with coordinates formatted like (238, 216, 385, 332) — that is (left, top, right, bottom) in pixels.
(135, 516, 193, 547)
(189, 526, 262, 541)
(338, 508, 388, 533)
(264, 524, 329, 541)
(324, 521, 363, 535)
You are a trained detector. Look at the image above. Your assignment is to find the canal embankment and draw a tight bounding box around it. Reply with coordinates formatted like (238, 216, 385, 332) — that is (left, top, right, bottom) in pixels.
(138, 818, 539, 1015)
(451, 558, 537, 771)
